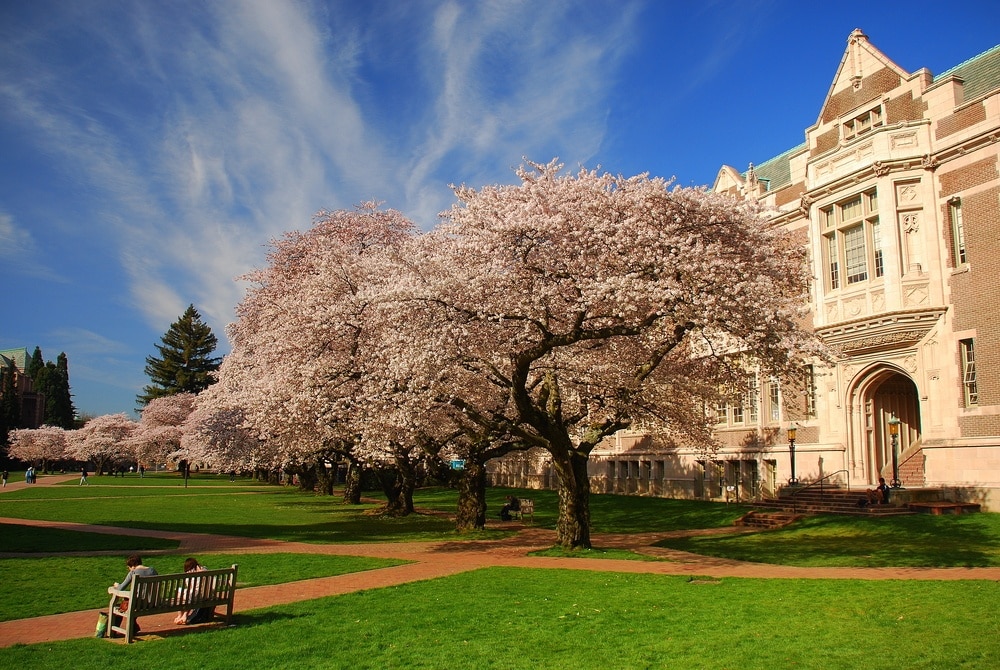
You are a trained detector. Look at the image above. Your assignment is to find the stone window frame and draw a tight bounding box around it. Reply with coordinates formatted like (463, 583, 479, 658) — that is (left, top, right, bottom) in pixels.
(821, 188, 883, 291)
(960, 338, 978, 407)
(948, 196, 967, 267)
(843, 103, 884, 141)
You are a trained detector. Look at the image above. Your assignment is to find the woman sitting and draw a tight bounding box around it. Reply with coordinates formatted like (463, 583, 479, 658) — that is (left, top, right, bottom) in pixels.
(173, 558, 216, 625)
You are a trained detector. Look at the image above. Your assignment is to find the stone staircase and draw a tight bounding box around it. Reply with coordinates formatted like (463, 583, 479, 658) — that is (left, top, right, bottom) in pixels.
(751, 484, 915, 517)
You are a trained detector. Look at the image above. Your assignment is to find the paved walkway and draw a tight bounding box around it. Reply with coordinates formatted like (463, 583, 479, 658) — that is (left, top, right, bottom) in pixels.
(2, 474, 999, 648)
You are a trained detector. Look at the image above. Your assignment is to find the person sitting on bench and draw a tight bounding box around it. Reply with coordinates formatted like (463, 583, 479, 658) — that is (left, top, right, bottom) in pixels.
(500, 495, 520, 521)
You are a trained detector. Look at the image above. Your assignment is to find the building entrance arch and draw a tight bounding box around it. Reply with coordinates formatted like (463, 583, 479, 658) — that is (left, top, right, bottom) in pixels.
(847, 365, 921, 485)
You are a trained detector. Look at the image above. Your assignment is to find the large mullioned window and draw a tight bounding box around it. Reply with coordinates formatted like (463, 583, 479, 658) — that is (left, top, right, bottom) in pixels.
(821, 189, 883, 291)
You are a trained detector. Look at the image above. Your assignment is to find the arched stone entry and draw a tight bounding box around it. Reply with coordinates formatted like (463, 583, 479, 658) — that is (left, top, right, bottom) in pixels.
(848, 366, 921, 485)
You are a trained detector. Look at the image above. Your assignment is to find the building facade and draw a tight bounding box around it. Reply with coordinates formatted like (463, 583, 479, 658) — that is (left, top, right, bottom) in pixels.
(487, 30, 1000, 510)
(0, 347, 46, 430)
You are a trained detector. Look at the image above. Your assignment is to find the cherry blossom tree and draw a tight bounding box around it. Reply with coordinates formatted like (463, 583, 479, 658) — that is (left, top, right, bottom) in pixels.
(129, 392, 196, 468)
(208, 202, 421, 507)
(380, 160, 819, 548)
(180, 404, 277, 479)
(8, 425, 68, 473)
(65, 413, 137, 475)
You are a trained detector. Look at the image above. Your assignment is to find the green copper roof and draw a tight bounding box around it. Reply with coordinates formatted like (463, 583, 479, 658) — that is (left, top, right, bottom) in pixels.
(743, 143, 805, 191)
(936, 43, 1000, 103)
(0, 348, 29, 370)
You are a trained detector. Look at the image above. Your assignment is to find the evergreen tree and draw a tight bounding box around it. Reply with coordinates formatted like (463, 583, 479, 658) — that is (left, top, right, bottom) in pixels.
(44, 353, 75, 428)
(0, 361, 21, 451)
(27, 346, 44, 379)
(138, 304, 221, 406)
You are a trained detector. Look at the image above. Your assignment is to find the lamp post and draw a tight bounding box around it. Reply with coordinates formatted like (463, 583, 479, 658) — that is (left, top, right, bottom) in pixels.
(787, 423, 798, 485)
(888, 414, 901, 488)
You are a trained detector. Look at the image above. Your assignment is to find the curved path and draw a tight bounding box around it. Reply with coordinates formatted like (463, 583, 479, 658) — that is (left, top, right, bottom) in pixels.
(2, 476, 999, 648)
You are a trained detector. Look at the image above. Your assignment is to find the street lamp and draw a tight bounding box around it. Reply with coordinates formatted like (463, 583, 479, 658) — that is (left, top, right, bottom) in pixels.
(888, 415, 901, 488)
(787, 423, 798, 485)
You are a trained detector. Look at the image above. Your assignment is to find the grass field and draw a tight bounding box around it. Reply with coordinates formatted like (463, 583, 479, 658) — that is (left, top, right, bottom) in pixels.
(3, 479, 999, 668)
(4, 568, 999, 669)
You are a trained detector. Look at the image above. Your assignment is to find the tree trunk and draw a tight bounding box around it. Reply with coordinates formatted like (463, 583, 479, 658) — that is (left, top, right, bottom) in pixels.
(550, 448, 592, 549)
(295, 465, 318, 492)
(343, 461, 362, 504)
(314, 461, 335, 496)
(376, 468, 408, 517)
(455, 461, 488, 531)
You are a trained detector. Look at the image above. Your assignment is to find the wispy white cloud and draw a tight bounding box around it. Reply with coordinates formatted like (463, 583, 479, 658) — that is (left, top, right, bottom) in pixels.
(1, 0, 643, 368)
(0, 211, 66, 281)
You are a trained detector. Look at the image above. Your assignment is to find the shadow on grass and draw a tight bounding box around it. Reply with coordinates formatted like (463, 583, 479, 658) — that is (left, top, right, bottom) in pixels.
(654, 513, 1000, 567)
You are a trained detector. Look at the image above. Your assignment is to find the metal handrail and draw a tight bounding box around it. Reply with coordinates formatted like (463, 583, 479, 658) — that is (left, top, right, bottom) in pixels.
(785, 469, 851, 513)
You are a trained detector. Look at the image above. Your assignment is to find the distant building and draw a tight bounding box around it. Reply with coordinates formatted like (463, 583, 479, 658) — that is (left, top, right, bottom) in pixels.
(0, 347, 46, 429)
(488, 30, 1000, 510)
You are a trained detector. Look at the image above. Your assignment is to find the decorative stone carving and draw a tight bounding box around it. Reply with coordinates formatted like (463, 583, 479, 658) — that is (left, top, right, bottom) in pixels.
(799, 193, 813, 216)
(871, 292, 885, 312)
(837, 330, 925, 353)
(921, 153, 939, 170)
(902, 212, 920, 233)
(890, 132, 917, 149)
(903, 355, 917, 372)
(896, 183, 918, 203)
(872, 161, 890, 176)
(905, 285, 929, 306)
(846, 297, 865, 317)
(826, 302, 839, 321)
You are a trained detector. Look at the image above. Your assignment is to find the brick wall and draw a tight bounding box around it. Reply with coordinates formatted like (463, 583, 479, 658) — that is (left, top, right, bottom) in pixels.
(949, 183, 1000, 424)
(813, 127, 839, 157)
(884, 91, 926, 123)
(936, 102, 987, 139)
(774, 182, 805, 207)
(938, 157, 999, 196)
(821, 68, 901, 124)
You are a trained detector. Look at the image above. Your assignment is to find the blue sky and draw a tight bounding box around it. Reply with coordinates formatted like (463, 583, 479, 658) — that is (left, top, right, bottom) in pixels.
(2, 0, 998, 418)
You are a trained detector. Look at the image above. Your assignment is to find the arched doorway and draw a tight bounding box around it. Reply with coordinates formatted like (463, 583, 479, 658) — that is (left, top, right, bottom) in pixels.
(849, 366, 921, 484)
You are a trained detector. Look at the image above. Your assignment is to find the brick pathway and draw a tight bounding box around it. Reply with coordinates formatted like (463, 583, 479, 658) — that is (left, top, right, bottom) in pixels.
(3, 475, 999, 648)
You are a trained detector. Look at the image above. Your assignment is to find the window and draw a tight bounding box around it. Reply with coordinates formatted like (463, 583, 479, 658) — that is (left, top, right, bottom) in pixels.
(822, 189, 882, 291)
(804, 365, 817, 418)
(745, 374, 759, 424)
(950, 198, 967, 266)
(960, 339, 978, 407)
(768, 381, 781, 423)
(716, 403, 728, 425)
(731, 402, 744, 425)
(843, 105, 883, 140)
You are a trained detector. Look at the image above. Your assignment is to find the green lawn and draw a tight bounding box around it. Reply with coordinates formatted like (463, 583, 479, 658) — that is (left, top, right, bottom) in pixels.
(655, 512, 1000, 567)
(2, 522, 180, 553)
(0, 552, 407, 621)
(3, 482, 1000, 667)
(4, 568, 999, 669)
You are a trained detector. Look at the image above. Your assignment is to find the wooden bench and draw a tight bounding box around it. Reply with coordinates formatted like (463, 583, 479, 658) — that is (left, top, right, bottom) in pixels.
(107, 564, 238, 643)
(512, 498, 534, 523)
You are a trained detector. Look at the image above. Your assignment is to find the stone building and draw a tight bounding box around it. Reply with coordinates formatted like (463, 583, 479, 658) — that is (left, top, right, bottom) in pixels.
(0, 347, 46, 430)
(487, 30, 1000, 510)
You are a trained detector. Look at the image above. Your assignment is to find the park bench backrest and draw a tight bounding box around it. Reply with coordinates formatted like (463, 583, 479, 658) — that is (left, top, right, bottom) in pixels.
(108, 564, 238, 643)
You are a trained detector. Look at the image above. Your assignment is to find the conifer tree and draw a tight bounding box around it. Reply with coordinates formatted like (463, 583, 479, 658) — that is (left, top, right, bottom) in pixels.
(138, 304, 221, 406)
(44, 353, 75, 428)
(27, 347, 44, 379)
(0, 361, 21, 450)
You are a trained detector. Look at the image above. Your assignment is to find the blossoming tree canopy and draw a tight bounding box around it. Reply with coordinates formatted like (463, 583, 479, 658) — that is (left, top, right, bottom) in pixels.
(385, 160, 818, 547)
(208, 202, 419, 486)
